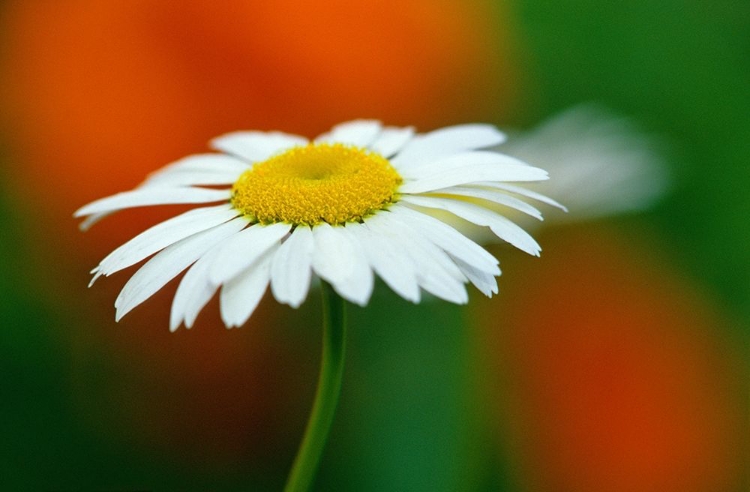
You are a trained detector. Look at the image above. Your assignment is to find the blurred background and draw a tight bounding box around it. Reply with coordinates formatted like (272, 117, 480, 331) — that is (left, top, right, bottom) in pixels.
(0, 0, 747, 490)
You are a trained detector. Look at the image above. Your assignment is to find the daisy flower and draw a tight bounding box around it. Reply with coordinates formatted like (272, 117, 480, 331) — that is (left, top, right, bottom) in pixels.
(75, 120, 555, 331)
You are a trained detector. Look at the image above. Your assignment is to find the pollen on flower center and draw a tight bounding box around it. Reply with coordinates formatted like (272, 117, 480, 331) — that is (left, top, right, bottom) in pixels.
(231, 143, 402, 225)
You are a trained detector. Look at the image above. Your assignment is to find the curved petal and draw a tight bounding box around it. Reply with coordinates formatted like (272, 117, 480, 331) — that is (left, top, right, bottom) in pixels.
(369, 126, 415, 157)
(211, 131, 308, 163)
(388, 204, 500, 274)
(391, 124, 507, 168)
(78, 210, 116, 231)
(346, 220, 420, 303)
(311, 223, 374, 306)
(452, 257, 499, 297)
(147, 154, 251, 178)
(114, 218, 247, 321)
(209, 222, 292, 285)
(270, 225, 315, 308)
(398, 151, 548, 194)
(428, 185, 544, 220)
(479, 182, 568, 211)
(75, 187, 230, 217)
(367, 213, 468, 304)
(316, 120, 382, 147)
(220, 249, 275, 328)
(400, 195, 541, 256)
(170, 245, 224, 331)
(92, 204, 238, 282)
(144, 170, 242, 188)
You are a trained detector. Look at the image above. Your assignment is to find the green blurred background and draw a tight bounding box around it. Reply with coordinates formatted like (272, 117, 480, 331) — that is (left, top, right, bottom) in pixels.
(0, 1, 747, 490)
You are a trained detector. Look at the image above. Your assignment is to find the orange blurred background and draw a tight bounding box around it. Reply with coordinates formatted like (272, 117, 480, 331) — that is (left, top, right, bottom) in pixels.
(477, 227, 746, 492)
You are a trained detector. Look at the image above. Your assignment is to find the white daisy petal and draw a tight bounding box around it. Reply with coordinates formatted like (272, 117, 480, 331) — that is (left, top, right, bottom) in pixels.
(147, 154, 251, 178)
(399, 242, 468, 304)
(75, 187, 230, 217)
(220, 250, 275, 328)
(336, 225, 375, 305)
(367, 213, 468, 304)
(77, 156, 242, 230)
(452, 257, 499, 297)
(371, 212, 467, 283)
(93, 204, 238, 281)
(311, 223, 374, 306)
(144, 170, 242, 188)
(79, 211, 116, 231)
(114, 218, 246, 321)
(428, 185, 544, 220)
(270, 225, 315, 308)
(346, 220, 421, 303)
(369, 126, 415, 157)
(310, 223, 346, 281)
(398, 151, 548, 194)
(391, 124, 507, 168)
(211, 131, 308, 163)
(388, 204, 500, 275)
(316, 120, 382, 147)
(170, 246, 224, 332)
(478, 182, 568, 211)
(209, 222, 292, 286)
(400, 195, 542, 256)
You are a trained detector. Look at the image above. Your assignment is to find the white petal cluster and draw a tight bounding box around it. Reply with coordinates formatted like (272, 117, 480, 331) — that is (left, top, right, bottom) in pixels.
(75, 120, 558, 330)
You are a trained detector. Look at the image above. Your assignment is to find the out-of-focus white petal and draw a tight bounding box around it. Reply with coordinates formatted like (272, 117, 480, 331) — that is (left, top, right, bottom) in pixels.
(501, 105, 668, 221)
(270, 226, 315, 308)
(391, 124, 507, 168)
(211, 131, 308, 163)
(114, 219, 246, 321)
(75, 188, 229, 217)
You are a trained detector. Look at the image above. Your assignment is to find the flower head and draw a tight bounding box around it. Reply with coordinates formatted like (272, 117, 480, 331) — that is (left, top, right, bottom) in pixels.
(75, 120, 555, 330)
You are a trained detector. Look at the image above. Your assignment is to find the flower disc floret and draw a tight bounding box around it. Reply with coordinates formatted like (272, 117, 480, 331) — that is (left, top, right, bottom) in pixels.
(231, 143, 402, 225)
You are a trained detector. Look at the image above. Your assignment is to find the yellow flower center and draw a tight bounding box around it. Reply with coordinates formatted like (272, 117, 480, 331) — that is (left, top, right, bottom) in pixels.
(231, 143, 402, 225)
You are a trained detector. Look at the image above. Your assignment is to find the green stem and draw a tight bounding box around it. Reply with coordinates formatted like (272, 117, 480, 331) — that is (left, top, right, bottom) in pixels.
(284, 282, 347, 492)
